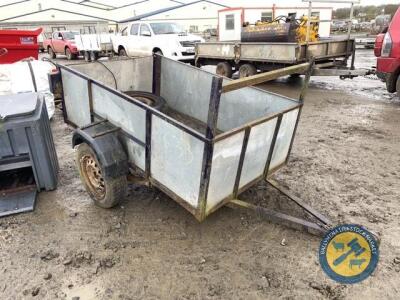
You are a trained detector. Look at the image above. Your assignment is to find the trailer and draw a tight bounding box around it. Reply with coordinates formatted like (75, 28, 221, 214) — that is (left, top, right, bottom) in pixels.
(49, 54, 332, 235)
(195, 38, 369, 78)
(196, 0, 372, 79)
(74, 33, 114, 62)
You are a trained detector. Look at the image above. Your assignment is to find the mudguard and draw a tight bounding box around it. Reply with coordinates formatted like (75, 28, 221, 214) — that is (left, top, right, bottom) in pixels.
(72, 122, 128, 179)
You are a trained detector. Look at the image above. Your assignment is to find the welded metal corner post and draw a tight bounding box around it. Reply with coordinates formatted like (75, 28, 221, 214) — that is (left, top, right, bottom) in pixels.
(233, 127, 250, 198)
(57, 67, 68, 124)
(198, 76, 223, 221)
(146, 55, 162, 180)
(152, 54, 162, 96)
(87, 79, 94, 122)
(263, 114, 282, 178)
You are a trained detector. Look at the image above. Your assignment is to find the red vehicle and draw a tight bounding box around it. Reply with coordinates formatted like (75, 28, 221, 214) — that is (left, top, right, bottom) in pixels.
(375, 7, 400, 97)
(43, 31, 79, 60)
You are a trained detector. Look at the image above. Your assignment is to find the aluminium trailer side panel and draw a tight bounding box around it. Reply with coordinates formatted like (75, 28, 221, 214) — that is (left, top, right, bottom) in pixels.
(196, 39, 355, 64)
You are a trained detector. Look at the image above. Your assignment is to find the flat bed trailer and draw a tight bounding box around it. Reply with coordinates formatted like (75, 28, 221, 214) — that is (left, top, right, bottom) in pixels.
(196, 0, 373, 79)
(195, 38, 372, 78)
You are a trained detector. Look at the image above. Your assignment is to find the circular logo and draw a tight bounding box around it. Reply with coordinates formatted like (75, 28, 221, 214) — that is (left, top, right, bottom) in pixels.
(319, 224, 379, 284)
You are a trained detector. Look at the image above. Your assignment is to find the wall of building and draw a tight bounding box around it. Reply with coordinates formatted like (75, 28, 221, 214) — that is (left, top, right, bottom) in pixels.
(141, 1, 226, 33)
(218, 8, 242, 41)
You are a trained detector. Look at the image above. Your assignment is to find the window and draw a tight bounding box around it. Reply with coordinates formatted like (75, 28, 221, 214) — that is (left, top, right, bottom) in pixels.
(51, 26, 66, 32)
(150, 22, 184, 34)
(130, 24, 139, 35)
(261, 12, 272, 22)
(311, 12, 320, 18)
(121, 27, 128, 36)
(140, 24, 151, 36)
(82, 25, 96, 34)
(225, 14, 234, 30)
(189, 25, 198, 33)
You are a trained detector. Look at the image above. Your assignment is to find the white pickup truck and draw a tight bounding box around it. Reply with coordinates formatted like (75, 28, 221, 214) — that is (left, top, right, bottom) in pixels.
(112, 21, 204, 62)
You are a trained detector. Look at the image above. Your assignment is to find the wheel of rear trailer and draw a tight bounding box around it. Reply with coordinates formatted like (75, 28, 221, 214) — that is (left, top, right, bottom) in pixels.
(216, 62, 232, 78)
(76, 143, 127, 208)
(396, 75, 400, 98)
(239, 64, 257, 78)
(90, 51, 98, 61)
(48, 47, 56, 59)
(84, 51, 91, 62)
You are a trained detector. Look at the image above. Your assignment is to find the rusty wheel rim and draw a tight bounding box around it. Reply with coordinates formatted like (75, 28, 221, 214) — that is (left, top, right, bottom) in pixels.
(80, 154, 105, 200)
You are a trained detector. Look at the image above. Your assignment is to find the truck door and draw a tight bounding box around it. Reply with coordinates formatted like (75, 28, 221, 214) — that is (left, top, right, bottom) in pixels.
(52, 31, 63, 53)
(138, 23, 153, 55)
(127, 23, 139, 56)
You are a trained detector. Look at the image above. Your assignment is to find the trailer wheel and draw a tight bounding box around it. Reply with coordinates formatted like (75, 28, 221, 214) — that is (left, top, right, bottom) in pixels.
(396, 75, 400, 98)
(90, 51, 98, 61)
(48, 47, 56, 59)
(84, 51, 91, 62)
(239, 64, 257, 78)
(216, 62, 233, 78)
(76, 143, 127, 208)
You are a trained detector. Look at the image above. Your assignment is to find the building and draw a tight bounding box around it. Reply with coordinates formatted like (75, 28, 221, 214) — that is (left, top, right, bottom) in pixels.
(0, 0, 187, 34)
(120, 0, 228, 33)
(218, 5, 333, 41)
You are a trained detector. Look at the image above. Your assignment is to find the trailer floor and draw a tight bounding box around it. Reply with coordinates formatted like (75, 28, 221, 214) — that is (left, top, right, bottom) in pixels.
(1, 51, 399, 300)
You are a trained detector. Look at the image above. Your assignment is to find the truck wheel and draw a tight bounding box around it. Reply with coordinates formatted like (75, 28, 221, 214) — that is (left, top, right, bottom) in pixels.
(216, 62, 232, 78)
(239, 64, 257, 78)
(119, 48, 127, 56)
(48, 47, 56, 59)
(90, 51, 98, 61)
(66, 48, 74, 60)
(84, 51, 91, 62)
(76, 143, 127, 208)
(396, 75, 400, 98)
(386, 72, 399, 93)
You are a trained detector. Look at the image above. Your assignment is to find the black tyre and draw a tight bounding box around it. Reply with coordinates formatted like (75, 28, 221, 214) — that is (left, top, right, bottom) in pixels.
(90, 51, 98, 61)
(76, 143, 127, 208)
(123, 91, 166, 111)
(65, 48, 75, 60)
(216, 62, 233, 78)
(119, 48, 127, 56)
(239, 64, 257, 78)
(84, 51, 91, 62)
(396, 74, 400, 98)
(48, 47, 56, 59)
(386, 72, 398, 93)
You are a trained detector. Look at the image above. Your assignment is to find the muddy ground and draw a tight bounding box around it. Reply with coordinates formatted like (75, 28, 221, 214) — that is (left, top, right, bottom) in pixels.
(0, 49, 399, 299)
